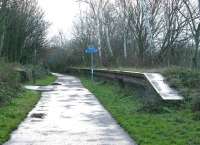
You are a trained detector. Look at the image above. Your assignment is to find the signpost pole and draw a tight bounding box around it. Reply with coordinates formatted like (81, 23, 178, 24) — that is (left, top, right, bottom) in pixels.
(85, 47, 97, 81)
(91, 53, 94, 81)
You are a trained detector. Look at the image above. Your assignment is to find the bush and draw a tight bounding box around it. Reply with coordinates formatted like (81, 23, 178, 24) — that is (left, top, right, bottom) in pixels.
(164, 67, 200, 89)
(0, 61, 20, 88)
(33, 65, 49, 79)
(164, 67, 200, 118)
(138, 87, 163, 113)
(0, 60, 21, 105)
(19, 64, 49, 83)
(192, 96, 200, 113)
(193, 111, 200, 121)
(0, 83, 16, 105)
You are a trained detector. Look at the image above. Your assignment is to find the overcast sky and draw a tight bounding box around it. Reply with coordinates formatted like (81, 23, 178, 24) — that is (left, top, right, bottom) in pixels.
(38, 0, 79, 38)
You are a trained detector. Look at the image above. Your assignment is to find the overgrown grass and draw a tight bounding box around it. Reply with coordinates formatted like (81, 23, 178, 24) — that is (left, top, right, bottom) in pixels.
(163, 68, 200, 115)
(27, 74, 57, 86)
(34, 74, 57, 86)
(80, 76, 200, 145)
(0, 90, 40, 144)
(163, 67, 200, 98)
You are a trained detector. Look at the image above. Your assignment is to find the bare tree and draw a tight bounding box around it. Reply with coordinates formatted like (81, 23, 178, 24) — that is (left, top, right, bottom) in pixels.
(180, 0, 200, 68)
(67, 0, 200, 68)
(77, 0, 116, 64)
(157, 0, 187, 64)
(118, 0, 130, 59)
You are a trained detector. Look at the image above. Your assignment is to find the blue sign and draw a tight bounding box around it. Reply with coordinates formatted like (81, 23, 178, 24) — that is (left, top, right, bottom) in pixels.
(85, 48, 98, 54)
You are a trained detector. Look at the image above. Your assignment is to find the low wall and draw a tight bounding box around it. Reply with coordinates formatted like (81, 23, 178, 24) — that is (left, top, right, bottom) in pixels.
(66, 68, 183, 101)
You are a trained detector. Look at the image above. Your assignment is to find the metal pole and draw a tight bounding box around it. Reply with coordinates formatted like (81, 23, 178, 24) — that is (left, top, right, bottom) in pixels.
(91, 53, 94, 81)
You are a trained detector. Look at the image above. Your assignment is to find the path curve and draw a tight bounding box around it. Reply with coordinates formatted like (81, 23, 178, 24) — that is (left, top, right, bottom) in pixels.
(4, 73, 136, 145)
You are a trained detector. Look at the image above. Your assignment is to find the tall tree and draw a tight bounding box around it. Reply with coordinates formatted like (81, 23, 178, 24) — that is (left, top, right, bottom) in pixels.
(181, 0, 200, 68)
(0, 0, 48, 64)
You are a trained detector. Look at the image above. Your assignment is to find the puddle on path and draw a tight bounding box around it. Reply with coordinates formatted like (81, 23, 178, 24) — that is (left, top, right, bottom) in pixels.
(30, 113, 46, 119)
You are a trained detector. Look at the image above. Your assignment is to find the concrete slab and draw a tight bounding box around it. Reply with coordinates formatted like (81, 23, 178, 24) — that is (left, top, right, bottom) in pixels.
(4, 74, 136, 145)
(144, 73, 183, 100)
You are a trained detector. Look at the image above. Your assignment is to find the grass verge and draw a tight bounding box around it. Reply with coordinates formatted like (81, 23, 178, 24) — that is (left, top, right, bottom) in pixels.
(80, 76, 200, 145)
(34, 74, 57, 86)
(0, 74, 57, 144)
(27, 74, 57, 86)
(0, 90, 40, 144)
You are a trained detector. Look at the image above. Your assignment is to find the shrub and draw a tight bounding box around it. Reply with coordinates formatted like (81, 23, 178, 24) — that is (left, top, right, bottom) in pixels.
(0, 60, 21, 105)
(0, 61, 20, 88)
(193, 111, 200, 121)
(138, 88, 163, 113)
(192, 95, 200, 113)
(164, 67, 200, 118)
(33, 64, 49, 79)
(0, 83, 15, 105)
(164, 67, 200, 90)
(19, 64, 49, 83)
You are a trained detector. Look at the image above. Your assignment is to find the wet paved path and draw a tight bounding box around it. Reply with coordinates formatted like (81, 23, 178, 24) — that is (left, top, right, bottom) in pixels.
(4, 74, 136, 145)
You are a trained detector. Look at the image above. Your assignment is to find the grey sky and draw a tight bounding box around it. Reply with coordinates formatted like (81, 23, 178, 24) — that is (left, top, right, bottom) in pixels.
(38, 0, 79, 38)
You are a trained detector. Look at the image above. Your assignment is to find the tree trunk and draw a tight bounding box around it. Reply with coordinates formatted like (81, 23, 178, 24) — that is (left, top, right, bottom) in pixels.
(105, 26, 113, 56)
(122, 0, 127, 59)
(192, 41, 199, 68)
(97, 20, 102, 64)
(0, 32, 5, 56)
(123, 33, 127, 59)
(198, 0, 200, 12)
